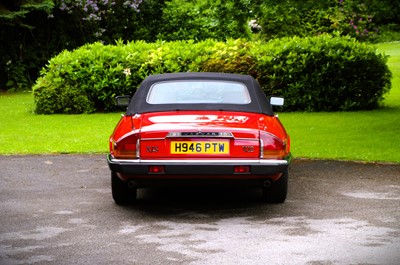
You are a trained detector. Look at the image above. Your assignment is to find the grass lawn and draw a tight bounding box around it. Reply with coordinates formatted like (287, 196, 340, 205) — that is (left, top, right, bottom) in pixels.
(279, 109, 399, 162)
(0, 92, 120, 154)
(0, 42, 399, 163)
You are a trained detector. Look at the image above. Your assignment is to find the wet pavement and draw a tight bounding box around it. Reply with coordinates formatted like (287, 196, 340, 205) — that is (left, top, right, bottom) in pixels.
(0, 155, 399, 265)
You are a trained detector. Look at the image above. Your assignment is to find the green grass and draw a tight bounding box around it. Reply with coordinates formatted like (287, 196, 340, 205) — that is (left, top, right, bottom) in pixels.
(377, 42, 400, 108)
(0, 92, 120, 154)
(0, 42, 399, 163)
(279, 109, 400, 162)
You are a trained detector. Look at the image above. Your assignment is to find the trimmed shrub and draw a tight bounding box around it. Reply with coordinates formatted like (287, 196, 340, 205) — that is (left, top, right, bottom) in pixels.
(251, 35, 392, 111)
(33, 36, 391, 114)
(33, 41, 156, 113)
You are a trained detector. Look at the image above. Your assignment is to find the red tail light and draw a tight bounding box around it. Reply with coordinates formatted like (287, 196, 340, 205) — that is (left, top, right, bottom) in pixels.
(149, 165, 165, 174)
(260, 132, 286, 159)
(111, 133, 140, 159)
(234, 166, 250, 173)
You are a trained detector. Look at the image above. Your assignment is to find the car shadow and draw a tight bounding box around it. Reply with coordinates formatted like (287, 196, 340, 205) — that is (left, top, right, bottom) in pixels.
(119, 187, 285, 219)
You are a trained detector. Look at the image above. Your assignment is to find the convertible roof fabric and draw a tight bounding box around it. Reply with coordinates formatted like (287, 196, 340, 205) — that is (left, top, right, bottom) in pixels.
(126, 72, 274, 116)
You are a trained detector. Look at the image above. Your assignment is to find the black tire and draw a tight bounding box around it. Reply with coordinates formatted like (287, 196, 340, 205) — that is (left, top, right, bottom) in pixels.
(111, 171, 137, 205)
(262, 169, 288, 203)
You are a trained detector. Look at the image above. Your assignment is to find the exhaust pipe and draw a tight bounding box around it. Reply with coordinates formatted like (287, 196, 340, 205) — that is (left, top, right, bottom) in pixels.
(128, 180, 136, 188)
(263, 180, 272, 188)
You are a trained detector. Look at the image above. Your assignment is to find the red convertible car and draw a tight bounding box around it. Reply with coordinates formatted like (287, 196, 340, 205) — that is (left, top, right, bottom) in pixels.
(107, 73, 291, 204)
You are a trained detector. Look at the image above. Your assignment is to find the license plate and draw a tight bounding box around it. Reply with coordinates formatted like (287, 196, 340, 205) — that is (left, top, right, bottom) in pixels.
(171, 141, 229, 154)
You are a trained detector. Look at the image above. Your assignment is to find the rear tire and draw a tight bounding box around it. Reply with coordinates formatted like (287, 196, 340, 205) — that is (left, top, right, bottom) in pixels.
(262, 169, 288, 203)
(111, 171, 137, 205)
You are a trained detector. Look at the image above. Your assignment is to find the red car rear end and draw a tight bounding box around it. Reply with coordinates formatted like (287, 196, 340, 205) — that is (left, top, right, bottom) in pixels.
(107, 73, 291, 204)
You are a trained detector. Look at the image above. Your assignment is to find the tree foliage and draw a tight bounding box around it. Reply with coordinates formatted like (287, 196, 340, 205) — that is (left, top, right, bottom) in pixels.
(1, 0, 399, 92)
(0, 0, 54, 28)
(0, 0, 165, 91)
(157, 0, 251, 41)
(251, 0, 398, 41)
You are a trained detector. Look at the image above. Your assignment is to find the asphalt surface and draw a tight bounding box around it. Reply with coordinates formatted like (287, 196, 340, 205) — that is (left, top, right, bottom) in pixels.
(0, 155, 399, 265)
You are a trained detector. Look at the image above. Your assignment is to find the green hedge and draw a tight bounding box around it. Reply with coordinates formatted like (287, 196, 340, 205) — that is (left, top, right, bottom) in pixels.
(33, 35, 391, 114)
(252, 35, 392, 111)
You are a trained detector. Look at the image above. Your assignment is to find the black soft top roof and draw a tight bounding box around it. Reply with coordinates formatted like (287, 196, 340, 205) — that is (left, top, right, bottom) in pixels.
(126, 72, 274, 116)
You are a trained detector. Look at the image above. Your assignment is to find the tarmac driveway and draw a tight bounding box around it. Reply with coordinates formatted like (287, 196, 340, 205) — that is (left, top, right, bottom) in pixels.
(0, 155, 399, 265)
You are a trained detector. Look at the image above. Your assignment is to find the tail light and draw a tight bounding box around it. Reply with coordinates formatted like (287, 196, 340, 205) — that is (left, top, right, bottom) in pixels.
(234, 166, 250, 173)
(260, 132, 287, 159)
(111, 133, 140, 159)
(149, 165, 165, 174)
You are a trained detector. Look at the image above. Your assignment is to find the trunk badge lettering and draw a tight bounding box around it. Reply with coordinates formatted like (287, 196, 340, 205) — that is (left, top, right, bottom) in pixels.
(242, 146, 255, 152)
(146, 146, 159, 153)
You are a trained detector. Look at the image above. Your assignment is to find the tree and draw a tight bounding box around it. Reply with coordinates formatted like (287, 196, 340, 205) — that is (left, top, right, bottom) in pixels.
(0, 0, 54, 27)
(0, 0, 55, 90)
(0, 0, 151, 91)
(157, 0, 252, 41)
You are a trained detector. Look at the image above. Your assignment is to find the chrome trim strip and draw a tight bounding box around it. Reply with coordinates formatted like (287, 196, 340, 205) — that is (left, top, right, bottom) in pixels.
(141, 137, 253, 141)
(110, 158, 289, 166)
(118, 129, 140, 142)
(259, 139, 264, 158)
(142, 137, 257, 141)
(167, 132, 234, 138)
(136, 138, 140, 158)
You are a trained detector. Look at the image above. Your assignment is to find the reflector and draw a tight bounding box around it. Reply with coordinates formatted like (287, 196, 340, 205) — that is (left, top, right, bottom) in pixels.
(234, 166, 250, 173)
(149, 165, 165, 174)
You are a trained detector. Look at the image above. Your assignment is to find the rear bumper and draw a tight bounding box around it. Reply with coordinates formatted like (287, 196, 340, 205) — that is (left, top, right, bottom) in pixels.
(107, 154, 291, 177)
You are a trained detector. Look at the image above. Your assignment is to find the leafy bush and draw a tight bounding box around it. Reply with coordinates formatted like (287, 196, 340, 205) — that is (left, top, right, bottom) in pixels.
(252, 35, 392, 111)
(253, 0, 338, 39)
(157, 0, 251, 41)
(33, 36, 391, 114)
(374, 24, 400, 43)
(252, 0, 400, 42)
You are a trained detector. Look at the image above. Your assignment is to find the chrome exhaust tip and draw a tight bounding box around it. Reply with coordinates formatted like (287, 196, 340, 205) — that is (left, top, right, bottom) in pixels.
(128, 180, 136, 188)
(263, 180, 272, 188)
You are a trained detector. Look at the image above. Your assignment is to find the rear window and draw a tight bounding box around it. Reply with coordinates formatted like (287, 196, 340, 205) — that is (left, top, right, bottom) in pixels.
(146, 80, 251, 105)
